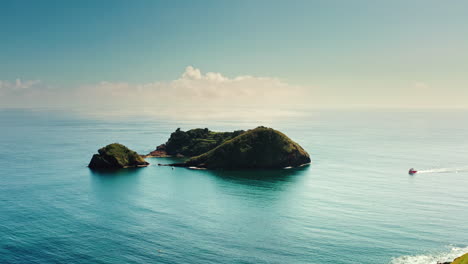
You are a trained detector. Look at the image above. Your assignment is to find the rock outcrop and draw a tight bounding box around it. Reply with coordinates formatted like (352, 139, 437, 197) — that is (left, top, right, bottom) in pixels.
(177, 126, 310, 169)
(88, 143, 149, 170)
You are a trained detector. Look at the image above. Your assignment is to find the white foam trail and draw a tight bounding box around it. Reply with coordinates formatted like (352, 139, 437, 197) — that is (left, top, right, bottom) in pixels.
(389, 246, 468, 264)
(416, 167, 468, 174)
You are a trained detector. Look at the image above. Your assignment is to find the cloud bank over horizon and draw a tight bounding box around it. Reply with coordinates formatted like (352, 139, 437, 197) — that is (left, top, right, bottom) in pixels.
(0, 66, 311, 110)
(1, 66, 467, 118)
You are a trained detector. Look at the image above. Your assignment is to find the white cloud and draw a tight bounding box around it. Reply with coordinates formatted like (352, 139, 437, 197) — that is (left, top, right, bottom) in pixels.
(0, 79, 41, 91)
(1, 69, 465, 114)
(0, 67, 310, 113)
(0, 79, 43, 98)
(72, 66, 308, 107)
(181, 66, 202, 80)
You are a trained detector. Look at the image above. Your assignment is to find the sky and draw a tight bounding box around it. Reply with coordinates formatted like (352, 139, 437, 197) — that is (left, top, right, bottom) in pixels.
(1, 0, 467, 112)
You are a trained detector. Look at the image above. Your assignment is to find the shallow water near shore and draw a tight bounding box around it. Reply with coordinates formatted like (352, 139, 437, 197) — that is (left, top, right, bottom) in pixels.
(0, 109, 467, 264)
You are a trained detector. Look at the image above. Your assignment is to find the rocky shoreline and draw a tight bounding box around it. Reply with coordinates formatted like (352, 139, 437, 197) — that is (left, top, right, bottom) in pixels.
(142, 144, 173, 158)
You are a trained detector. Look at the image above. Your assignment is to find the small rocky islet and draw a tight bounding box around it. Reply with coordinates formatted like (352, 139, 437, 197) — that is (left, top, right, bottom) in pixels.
(88, 126, 310, 170)
(88, 143, 149, 170)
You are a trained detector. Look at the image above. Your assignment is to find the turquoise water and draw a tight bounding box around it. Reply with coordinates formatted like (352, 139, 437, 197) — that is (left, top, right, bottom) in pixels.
(0, 109, 467, 264)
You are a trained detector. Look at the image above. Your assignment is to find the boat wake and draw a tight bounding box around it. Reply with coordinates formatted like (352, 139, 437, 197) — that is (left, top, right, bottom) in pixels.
(389, 246, 468, 264)
(416, 167, 468, 174)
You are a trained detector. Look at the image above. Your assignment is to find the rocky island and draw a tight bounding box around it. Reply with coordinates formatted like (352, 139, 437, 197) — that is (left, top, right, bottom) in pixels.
(88, 143, 149, 170)
(161, 126, 311, 170)
(90, 127, 310, 171)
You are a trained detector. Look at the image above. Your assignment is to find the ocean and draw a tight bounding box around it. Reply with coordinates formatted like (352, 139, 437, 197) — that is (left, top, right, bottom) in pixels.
(0, 108, 467, 264)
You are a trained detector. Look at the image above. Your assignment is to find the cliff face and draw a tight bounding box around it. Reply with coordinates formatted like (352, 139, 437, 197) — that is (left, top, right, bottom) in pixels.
(184, 126, 311, 169)
(89, 143, 149, 170)
(148, 128, 244, 157)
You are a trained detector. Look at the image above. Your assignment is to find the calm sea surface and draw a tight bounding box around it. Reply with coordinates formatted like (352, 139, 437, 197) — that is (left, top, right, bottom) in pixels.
(0, 109, 467, 264)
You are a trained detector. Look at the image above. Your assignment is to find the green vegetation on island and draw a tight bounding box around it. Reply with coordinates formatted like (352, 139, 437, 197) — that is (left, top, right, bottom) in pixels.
(147, 128, 244, 157)
(452, 253, 468, 264)
(180, 126, 311, 169)
(94, 127, 310, 171)
(88, 143, 149, 170)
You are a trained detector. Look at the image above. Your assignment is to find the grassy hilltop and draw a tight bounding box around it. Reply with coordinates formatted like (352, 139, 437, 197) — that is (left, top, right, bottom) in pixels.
(452, 253, 468, 264)
(184, 126, 310, 169)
